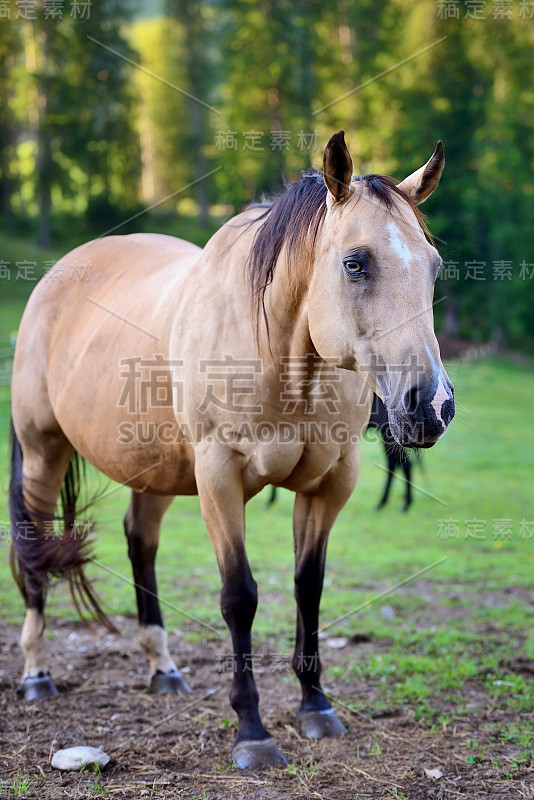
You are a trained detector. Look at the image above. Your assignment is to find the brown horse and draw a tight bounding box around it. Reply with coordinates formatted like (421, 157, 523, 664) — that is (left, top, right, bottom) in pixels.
(9, 132, 454, 768)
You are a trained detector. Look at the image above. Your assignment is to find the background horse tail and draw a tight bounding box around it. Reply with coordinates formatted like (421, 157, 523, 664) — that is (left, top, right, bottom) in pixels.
(9, 423, 117, 633)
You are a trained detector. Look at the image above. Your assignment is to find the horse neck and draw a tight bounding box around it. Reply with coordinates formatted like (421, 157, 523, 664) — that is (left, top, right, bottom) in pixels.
(220, 207, 321, 373)
(262, 245, 317, 365)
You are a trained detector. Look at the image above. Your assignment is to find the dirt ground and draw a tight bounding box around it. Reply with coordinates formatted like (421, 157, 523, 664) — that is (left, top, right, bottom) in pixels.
(1, 617, 533, 800)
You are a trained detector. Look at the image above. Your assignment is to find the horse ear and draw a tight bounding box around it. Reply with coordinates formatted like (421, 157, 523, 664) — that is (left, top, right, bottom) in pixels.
(323, 131, 353, 203)
(397, 141, 445, 205)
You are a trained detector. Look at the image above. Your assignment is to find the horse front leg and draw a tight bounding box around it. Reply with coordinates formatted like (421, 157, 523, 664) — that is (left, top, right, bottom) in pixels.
(292, 457, 358, 738)
(195, 446, 286, 769)
(124, 491, 190, 694)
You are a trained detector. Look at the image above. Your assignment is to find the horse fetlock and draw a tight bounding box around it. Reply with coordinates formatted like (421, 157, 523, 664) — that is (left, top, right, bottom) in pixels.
(20, 608, 49, 677)
(139, 624, 178, 675)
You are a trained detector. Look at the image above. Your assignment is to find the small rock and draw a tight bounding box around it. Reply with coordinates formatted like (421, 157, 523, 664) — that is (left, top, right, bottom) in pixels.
(326, 637, 348, 649)
(380, 605, 396, 620)
(424, 767, 444, 779)
(51, 746, 110, 772)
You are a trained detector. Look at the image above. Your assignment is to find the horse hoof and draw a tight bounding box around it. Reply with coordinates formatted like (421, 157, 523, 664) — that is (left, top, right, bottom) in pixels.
(21, 674, 59, 701)
(149, 670, 192, 695)
(232, 738, 287, 769)
(297, 707, 347, 738)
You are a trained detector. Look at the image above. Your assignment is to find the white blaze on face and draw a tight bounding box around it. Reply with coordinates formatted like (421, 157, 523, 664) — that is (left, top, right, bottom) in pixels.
(387, 221, 413, 266)
(431, 374, 451, 427)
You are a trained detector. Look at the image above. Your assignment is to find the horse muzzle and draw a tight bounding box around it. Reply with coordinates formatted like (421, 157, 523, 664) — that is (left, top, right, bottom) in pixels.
(386, 377, 455, 449)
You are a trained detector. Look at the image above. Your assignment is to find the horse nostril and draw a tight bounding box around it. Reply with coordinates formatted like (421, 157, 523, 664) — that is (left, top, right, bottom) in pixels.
(441, 398, 455, 426)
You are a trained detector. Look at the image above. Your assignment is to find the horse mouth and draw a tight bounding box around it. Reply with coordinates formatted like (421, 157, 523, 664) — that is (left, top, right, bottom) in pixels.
(401, 437, 440, 450)
(386, 408, 448, 449)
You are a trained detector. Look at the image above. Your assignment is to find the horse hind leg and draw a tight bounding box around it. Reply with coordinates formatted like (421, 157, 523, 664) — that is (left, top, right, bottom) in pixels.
(10, 425, 77, 700)
(123, 491, 191, 695)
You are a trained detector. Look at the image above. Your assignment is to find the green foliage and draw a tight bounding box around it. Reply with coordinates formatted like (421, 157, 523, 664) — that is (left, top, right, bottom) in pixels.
(1, 0, 140, 245)
(0, 1, 533, 343)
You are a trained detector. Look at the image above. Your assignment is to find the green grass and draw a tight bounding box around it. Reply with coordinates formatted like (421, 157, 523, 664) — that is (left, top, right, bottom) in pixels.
(1, 236, 534, 761)
(5, 771, 34, 796)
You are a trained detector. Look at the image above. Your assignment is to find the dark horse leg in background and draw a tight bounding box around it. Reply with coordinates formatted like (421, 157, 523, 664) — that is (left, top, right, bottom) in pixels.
(401, 456, 412, 511)
(124, 491, 191, 694)
(265, 485, 278, 508)
(375, 452, 395, 510)
(368, 392, 414, 512)
(376, 436, 412, 512)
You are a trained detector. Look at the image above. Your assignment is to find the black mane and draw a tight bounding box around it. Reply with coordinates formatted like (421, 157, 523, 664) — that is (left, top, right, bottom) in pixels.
(247, 169, 428, 338)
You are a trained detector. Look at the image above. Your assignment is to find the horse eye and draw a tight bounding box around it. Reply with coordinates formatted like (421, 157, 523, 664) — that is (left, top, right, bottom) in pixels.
(343, 259, 367, 276)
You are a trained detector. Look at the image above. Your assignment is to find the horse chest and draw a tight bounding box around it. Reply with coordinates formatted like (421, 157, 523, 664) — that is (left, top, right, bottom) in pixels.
(243, 437, 346, 495)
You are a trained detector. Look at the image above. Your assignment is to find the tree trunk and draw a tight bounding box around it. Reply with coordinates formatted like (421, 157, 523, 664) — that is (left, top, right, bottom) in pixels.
(443, 301, 460, 338)
(35, 17, 53, 249)
(188, 99, 210, 227)
(0, 136, 14, 234)
(37, 131, 52, 249)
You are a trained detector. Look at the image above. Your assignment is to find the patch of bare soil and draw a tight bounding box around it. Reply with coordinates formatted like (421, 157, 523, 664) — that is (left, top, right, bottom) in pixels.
(1, 618, 532, 800)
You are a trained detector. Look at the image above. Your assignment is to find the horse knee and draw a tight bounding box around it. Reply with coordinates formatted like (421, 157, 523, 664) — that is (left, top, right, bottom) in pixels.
(294, 551, 324, 605)
(220, 574, 258, 630)
(124, 514, 157, 562)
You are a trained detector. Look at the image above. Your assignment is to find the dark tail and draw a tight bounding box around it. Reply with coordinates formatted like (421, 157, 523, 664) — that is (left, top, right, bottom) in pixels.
(9, 424, 117, 633)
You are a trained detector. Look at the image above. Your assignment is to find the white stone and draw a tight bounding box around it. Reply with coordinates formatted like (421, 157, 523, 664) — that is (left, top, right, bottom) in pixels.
(424, 767, 444, 779)
(380, 605, 396, 620)
(51, 746, 110, 772)
(326, 637, 348, 649)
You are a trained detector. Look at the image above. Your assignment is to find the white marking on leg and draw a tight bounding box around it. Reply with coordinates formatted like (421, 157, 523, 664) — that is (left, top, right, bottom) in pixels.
(387, 221, 413, 266)
(139, 625, 178, 676)
(430, 374, 451, 425)
(21, 608, 49, 679)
